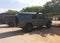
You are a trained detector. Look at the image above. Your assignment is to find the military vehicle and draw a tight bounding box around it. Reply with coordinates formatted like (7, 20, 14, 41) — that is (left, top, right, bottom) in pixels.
(4, 15, 17, 27)
(5, 12, 52, 32)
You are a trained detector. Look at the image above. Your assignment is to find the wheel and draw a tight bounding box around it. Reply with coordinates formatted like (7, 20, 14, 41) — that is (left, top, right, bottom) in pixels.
(8, 22, 14, 27)
(46, 20, 52, 28)
(23, 23, 33, 32)
(46, 23, 51, 28)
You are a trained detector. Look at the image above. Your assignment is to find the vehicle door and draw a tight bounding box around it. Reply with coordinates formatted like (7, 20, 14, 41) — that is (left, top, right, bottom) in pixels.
(32, 14, 40, 26)
(38, 14, 45, 25)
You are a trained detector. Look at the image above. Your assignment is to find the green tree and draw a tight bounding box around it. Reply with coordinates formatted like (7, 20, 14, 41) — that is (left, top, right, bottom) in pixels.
(44, 0, 60, 17)
(20, 0, 60, 17)
(20, 6, 44, 12)
(6, 10, 17, 15)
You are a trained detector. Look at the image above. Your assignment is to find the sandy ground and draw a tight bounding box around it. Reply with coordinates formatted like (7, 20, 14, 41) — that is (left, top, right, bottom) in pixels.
(52, 21, 60, 26)
(0, 23, 60, 43)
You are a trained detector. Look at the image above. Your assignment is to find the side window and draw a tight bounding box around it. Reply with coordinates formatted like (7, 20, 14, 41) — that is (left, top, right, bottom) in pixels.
(32, 15, 38, 19)
(20, 14, 31, 19)
(39, 15, 44, 19)
(32, 14, 44, 19)
(39, 16, 43, 19)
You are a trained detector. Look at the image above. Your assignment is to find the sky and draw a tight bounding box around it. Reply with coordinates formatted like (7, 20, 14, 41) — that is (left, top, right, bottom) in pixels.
(0, 0, 51, 13)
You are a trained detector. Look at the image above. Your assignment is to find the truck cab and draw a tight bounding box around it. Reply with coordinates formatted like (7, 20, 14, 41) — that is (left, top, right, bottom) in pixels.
(16, 12, 52, 32)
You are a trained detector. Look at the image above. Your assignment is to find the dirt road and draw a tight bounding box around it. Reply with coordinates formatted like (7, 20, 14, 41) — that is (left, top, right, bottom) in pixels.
(0, 24, 60, 43)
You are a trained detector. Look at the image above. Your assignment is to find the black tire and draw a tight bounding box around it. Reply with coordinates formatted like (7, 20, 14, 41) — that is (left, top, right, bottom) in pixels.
(8, 22, 14, 27)
(23, 23, 33, 32)
(46, 23, 51, 28)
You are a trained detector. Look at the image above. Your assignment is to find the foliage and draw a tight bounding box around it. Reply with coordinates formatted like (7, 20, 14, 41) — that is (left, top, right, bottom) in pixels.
(44, 0, 60, 17)
(20, 6, 44, 12)
(2, 0, 60, 17)
(6, 10, 17, 15)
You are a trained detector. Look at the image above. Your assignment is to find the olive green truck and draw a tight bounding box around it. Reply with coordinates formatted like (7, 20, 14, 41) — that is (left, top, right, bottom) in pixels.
(4, 12, 52, 32)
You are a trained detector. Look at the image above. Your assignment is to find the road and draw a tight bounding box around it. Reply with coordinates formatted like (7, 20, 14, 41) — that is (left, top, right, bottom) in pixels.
(0, 24, 60, 43)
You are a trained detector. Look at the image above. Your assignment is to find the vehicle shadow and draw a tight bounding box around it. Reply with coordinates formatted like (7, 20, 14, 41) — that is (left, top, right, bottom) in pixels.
(0, 26, 15, 28)
(0, 26, 9, 28)
(0, 30, 26, 39)
(0, 27, 60, 39)
(29, 27, 60, 37)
